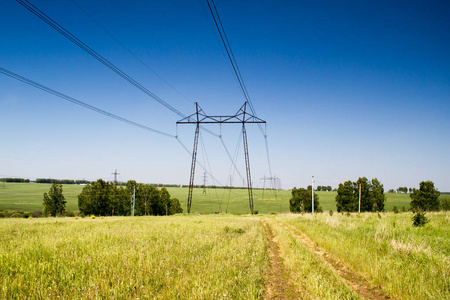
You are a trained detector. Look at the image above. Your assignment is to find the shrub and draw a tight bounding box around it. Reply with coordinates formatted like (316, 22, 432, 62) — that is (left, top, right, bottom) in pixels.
(412, 211, 429, 227)
(9, 212, 24, 218)
(329, 210, 333, 216)
(393, 206, 399, 214)
(65, 211, 75, 217)
(31, 211, 43, 218)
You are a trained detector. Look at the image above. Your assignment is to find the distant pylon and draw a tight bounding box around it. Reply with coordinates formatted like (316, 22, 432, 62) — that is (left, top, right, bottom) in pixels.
(202, 171, 207, 194)
(111, 169, 120, 185)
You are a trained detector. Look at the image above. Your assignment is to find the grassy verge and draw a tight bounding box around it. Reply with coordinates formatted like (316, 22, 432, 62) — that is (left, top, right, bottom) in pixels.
(276, 212, 450, 299)
(0, 215, 267, 299)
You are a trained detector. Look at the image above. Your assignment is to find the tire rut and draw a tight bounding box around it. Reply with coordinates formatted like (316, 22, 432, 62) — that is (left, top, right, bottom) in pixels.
(261, 219, 303, 300)
(277, 220, 394, 300)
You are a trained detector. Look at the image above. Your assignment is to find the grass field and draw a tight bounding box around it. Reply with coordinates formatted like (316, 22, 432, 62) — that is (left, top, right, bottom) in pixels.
(1, 213, 448, 299)
(1, 182, 449, 213)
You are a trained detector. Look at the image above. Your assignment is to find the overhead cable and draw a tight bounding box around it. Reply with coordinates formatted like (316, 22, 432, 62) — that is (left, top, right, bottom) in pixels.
(0, 66, 174, 138)
(16, 0, 185, 118)
(69, 0, 194, 105)
(205, 0, 264, 135)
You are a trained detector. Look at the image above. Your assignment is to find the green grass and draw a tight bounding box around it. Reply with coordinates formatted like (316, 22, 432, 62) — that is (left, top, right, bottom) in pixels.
(276, 212, 450, 299)
(0, 215, 267, 299)
(2, 213, 448, 299)
(1, 183, 449, 213)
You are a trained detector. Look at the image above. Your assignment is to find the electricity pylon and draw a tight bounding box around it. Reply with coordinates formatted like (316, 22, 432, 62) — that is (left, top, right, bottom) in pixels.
(177, 102, 265, 214)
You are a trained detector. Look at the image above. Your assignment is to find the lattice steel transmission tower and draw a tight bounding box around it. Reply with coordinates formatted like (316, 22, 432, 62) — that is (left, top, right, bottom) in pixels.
(177, 102, 265, 214)
(111, 169, 120, 185)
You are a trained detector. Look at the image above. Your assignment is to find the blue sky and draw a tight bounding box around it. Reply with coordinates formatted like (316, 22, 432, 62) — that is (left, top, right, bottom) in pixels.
(1, 0, 449, 191)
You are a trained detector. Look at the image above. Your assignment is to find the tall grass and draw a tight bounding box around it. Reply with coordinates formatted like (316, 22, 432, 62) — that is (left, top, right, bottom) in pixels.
(0, 215, 267, 299)
(277, 212, 450, 299)
(264, 218, 361, 299)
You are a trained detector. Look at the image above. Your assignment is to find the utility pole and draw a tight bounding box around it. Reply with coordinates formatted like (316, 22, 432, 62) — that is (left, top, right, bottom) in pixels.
(312, 176, 315, 214)
(359, 183, 361, 213)
(177, 102, 265, 214)
(131, 187, 135, 217)
(111, 169, 120, 185)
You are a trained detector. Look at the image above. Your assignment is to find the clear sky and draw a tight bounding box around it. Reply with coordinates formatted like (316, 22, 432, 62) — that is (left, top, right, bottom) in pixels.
(1, 0, 449, 191)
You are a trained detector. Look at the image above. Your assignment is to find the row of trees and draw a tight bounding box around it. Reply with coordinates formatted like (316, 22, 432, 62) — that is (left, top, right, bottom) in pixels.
(36, 178, 91, 184)
(77, 179, 182, 216)
(42, 179, 183, 217)
(0, 178, 30, 183)
(289, 178, 444, 214)
(314, 185, 333, 192)
(335, 177, 386, 212)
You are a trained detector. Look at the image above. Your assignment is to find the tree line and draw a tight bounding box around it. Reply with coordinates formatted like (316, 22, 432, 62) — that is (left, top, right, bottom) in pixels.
(42, 179, 183, 217)
(290, 178, 446, 214)
(0, 178, 30, 183)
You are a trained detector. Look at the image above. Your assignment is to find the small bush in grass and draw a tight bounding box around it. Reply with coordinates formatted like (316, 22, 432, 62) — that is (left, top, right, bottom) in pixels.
(65, 211, 75, 217)
(75, 216, 79, 219)
(31, 210, 43, 218)
(377, 212, 382, 219)
(329, 210, 333, 216)
(10, 212, 24, 218)
(412, 211, 429, 227)
(393, 206, 399, 214)
(91, 215, 95, 219)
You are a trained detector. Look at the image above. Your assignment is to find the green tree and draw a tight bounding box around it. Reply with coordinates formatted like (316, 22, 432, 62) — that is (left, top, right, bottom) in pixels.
(289, 187, 320, 213)
(370, 178, 386, 212)
(78, 179, 114, 216)
(410, 181, 440, 212)
(43, 183, 66, 217)
(335, 178, 386, 212)
(335, 180, 357, 212)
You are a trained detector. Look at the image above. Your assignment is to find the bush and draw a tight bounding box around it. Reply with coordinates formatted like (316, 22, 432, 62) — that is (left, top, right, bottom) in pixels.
(393, 206, 399, 214)
(329, 210, 333, 216)
(412, 211, 429, 227)
(65, 211, 75, 217)
(9, 212, 24, 218)
(31, 211, 43, 218)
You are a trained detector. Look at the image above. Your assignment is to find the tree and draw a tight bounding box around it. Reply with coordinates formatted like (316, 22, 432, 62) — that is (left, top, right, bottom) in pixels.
(335, 180, 357, 212)
(410, 181, 440, 212)
(335, 177, 386, 212)
(78, 179, 114, 216)
(289, 187, 320, 213)
(43, 183, 66, 217)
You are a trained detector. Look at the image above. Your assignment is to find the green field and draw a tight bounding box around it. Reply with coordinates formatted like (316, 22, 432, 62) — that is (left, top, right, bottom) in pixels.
(1, 182, 449, 213)
(1, 213, 448, 299)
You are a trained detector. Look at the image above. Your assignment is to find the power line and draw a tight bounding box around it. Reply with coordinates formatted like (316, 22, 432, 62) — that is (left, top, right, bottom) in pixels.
(205, 0, 264, 135)
(16, 0, 185, 118)
(0, 66, 175, 138)
(69, 0, 194, 105)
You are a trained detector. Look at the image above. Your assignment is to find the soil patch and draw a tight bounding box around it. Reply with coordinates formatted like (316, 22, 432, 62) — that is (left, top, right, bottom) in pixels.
(262, 219, 302, 299)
